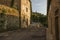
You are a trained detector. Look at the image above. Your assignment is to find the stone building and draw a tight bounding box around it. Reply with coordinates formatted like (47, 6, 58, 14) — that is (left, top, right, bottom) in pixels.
(0, 0, 21, 10)
(0, 5, 19, 31)
(0, 0, 31, 28)
(20, 0, 31, 28)
(47, 0, 60, 40)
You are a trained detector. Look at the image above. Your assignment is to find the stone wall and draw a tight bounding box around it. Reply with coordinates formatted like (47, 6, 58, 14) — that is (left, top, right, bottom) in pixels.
(48, 0, 60, 40)
(0, 5, 19, 31)
(0, 0, 31, 29)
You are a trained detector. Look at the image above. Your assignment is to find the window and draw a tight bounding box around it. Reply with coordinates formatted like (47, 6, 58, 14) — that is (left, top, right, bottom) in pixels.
(23, 16, 25, 22)
(26, 19, 28, 26)
(26, 1, 28, 4)
(25, 0, 28, 4)
(26, 7, 28, 12)
(55, 8, 59, 16)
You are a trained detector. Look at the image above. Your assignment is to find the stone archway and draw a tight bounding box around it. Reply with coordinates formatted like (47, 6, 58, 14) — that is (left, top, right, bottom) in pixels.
(55, 8, 59, 40)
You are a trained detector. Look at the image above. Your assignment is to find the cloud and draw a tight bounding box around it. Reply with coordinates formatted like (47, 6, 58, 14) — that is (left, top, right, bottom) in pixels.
(31, 0, 47, 15)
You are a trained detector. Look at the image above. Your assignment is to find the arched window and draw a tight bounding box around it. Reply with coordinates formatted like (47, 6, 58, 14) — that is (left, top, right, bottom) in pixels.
(55, 8, 59, 16)
(26, 7, 28, 12)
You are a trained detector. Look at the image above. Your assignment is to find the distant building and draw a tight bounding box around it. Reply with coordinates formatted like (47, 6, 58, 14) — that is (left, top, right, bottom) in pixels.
(47, 0, 60, 40)
(0, 0, 31, 28)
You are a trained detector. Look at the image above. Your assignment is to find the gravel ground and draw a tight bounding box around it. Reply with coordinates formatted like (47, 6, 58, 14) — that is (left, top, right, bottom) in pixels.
(0, 27, 46, 40)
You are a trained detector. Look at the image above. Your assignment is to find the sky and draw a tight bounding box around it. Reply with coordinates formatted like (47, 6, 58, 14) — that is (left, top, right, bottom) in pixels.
(31, 0, 47, 15)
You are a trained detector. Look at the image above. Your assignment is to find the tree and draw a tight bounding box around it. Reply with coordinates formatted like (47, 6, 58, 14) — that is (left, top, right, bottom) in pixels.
(31, 12, 48, 27)
(39, 15, 48, 27)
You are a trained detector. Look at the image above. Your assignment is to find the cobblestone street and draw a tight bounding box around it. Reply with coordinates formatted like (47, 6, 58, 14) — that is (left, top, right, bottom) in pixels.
(0, 27, 46, 40)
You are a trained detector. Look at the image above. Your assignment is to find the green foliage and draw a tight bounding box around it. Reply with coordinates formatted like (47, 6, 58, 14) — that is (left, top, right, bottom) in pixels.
(7, 26, 19, 31)
(13, 5, 18, 9)
(10, 0, 18, 10)
(1, 9, 6, 16)
(0, 9, 7, 32)
(2, 9, 6, 13)
(11, 0, 15, 7)
(31, 12, 48, 27)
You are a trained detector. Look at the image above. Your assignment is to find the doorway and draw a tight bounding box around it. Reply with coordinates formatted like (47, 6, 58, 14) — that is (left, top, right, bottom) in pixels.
(55, 16, 59, 40)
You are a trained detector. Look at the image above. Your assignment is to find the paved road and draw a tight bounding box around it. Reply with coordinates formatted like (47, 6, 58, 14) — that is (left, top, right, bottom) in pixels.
(0, 27, 46, 40)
